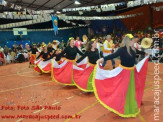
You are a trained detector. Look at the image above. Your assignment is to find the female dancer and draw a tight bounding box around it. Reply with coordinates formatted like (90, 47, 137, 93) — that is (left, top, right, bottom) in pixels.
(73, 40, 100, 92)
(93, 35, 149, 117)
(51, 37, 83, 85)
(29, 44, 38, 67)
(34, 45, 51, 73)
(45, 48, 63, 65)
(47, 43, 55, 55)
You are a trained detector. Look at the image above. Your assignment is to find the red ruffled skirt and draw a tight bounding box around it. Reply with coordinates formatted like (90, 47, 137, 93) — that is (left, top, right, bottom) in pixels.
(29, 54, 36, 65)
(34, 58, 52, 73)
(51, 59, 75, 85)
(93, 56, 149, 117)
(73, 63, 95, 92)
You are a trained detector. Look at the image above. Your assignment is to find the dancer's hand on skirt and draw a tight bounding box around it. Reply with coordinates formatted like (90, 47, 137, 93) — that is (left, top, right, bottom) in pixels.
(97, 58, 104, 65)
(145, 53, 149, 56)
(73, 62, 77, 66)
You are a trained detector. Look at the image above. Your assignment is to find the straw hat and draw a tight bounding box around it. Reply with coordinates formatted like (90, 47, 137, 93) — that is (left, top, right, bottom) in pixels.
(91, 39, 95, 42)
(141, 38, 153, 49)
(53, 40, 57, 43)
(69, 37, 74, 40)
(82, 35, 88, 42)
(42, 44, 47, 48)
(126, 34, 133, 39)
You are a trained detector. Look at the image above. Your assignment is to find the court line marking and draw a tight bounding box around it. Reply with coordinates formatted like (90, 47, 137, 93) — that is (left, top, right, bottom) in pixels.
(64, 85, 163, 122)
(14, 86, 77, 121)
(16, 97, 72, 121)
(65, 84, 163, 121)
(138, 114, 146, 122)
(146, 80, 163, 85)
(11, 83, 163, 122)
(14, 85, 163, 122)
(17, 71, 42, 77)
(144, 85, 163, 92)
(15, 102, 61, 122)
(16, 66, 43, 77)
(16, 62, 163, 121)
(65, 101, 98, 122)
(33, 108, 45, 114)
(32, 97, 73, 114)
(7, 62, 161, 122)
(138, 85, 163, 121)
(0, 71, 33, 78)
(0, 81, 52, 93)
(33, 101, 61, 114)
(147, 72, 163, 76)
(52, 101, 60, 106)
(0, 74, 17, 77)
(66, 96, 74, 100)
(0, 66, 29, 77)
(15, 118, 23, 122)
(0, 66, 40, 78)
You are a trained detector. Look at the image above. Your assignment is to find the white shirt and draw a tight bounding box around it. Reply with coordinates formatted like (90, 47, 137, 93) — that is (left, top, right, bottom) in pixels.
(52, 40, 60, 50)
(74, 40, 87, 52)
(134, 43, 141, 50)
(103, 41, 113, 56)
(103, 42, 113, 51)
(0, 48, 4, 52)
(96, 42, 103, 54)
(38, 47, 42, 53)
(23, 53, 29, 59)
(144, 48, 159, 57)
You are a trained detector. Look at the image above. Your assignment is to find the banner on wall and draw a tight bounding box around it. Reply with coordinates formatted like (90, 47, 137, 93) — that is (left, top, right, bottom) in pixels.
(51, 15, 58, 35)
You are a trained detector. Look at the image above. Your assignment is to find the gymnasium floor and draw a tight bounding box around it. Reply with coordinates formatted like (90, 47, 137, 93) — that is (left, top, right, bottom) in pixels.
(0, 60, 162, 122)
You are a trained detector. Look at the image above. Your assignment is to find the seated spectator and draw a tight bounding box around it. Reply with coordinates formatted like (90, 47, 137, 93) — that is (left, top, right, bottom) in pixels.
(11, 50, 16, 63)
(6, 49, 12, 64)
(15, 51, 25, 63)
(12, 45, 17, 52)
(4, 45, 9, 57)
(23, 51, 29, 61)
(25, 43, 30, 52)
(17, 44, 24, 51)
(0, 50, 5, 65)
(0, 46, 4, 52)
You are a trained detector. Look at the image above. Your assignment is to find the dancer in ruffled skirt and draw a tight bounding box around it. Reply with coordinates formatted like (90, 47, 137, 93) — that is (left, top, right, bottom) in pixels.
(94, 35, 149, 117)
(51, 37, 83, 85)
(73, 40, 101, 92)
(29, 44, 38, 67)
(34, 45, 51, 73)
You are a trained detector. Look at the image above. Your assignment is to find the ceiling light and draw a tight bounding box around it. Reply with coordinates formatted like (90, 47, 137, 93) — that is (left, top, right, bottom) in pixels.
(78, 11, 83, 15)
(56, 11, 61, 14)
(96, 8, 101, 12)
(75, 0, 81, 5)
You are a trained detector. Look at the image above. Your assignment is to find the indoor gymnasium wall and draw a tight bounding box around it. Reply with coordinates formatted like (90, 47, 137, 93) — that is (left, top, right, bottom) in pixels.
(0, 27, 88, 47)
